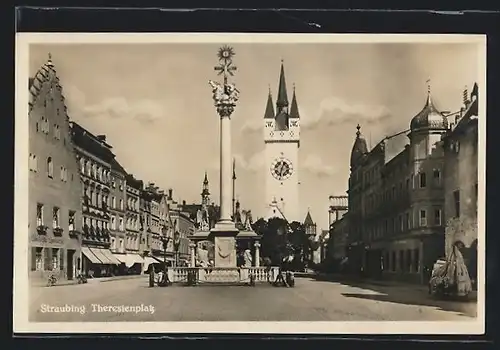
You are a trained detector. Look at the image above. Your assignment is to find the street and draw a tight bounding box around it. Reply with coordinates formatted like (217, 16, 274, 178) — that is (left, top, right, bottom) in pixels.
(29, 275, 477, 322)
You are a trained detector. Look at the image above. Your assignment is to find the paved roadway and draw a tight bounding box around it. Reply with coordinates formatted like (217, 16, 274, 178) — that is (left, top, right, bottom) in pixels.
(29, 275, 477, 322)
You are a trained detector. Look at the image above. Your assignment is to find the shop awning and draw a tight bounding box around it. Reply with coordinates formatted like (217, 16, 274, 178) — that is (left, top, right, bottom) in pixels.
(100, 249, 122, 265)
(89, 247, 116, 265)
(113, 254, 128, 264)
(143, 256, 159, 272)
(82, 247, 102, 264)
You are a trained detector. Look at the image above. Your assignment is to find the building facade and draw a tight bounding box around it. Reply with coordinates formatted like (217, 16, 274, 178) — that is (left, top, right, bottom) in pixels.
(327, 196, 349, 267)
(71, 122, 119, 277)
(109, 159, 127, 262)
(348, 85, 449, 284)
(125, 173, 143, 256)
(168, 188, 195, 264)
(441, 84, 479, 285)
(264, 62, 301, 222)
(28, 55, 83, 283)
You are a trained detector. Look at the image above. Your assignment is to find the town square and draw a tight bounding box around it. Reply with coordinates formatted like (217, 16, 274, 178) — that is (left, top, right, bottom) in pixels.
(19, 35, 482, 328)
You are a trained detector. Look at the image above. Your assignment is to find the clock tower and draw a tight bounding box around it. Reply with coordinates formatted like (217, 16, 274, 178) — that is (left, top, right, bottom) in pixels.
(264, 60, 300, 222)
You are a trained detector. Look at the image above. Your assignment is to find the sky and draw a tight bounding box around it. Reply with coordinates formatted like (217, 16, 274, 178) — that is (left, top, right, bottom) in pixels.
(29, 41, 480, 230)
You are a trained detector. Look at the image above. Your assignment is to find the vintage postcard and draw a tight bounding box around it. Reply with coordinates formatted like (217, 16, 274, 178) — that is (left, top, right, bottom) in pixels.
(14, 33, 486, 334)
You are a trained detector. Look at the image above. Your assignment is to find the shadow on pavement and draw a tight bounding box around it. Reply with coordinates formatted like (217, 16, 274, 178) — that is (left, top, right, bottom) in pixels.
(311, 274, 477, 318)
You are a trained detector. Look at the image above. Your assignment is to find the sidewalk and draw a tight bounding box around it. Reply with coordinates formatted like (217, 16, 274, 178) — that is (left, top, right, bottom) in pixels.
(303, 272, 478, 301)
(31, 274, 146, 288)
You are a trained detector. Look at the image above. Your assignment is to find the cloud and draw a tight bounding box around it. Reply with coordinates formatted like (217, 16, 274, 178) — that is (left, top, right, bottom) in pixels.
(302, 96, 392, 130)
(82, 97, 164, 125)
(61, 85, 164, 125)
(239, 96, 392, 134)
(302, 154, 336, 177)
(209, 151, 264, 173)
(240, 118, 263, 133)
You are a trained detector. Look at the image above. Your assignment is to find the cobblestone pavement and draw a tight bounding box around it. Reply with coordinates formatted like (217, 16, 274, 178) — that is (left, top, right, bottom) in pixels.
(29, 276, 477, 322)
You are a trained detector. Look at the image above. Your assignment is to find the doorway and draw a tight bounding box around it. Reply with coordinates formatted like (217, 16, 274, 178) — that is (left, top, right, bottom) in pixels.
(67, 250, 75, 280)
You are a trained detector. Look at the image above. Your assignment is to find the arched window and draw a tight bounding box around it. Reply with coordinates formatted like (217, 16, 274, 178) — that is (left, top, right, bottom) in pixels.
(47, 157, 53, 178)
(80, 158, 85, 173)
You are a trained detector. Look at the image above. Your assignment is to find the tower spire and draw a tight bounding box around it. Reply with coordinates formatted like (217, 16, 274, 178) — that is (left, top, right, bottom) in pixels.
(290, 82, 300, 118)
(276, 59, 289, 111)
(264, 85, 275, 119)
(426, 78, 432, 105)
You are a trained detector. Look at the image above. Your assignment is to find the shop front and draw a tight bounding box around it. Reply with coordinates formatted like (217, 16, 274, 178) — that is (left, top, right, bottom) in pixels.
(81, 246, 120, 278)
(29, 230, 82, 283)
(371, 233, 444, 284)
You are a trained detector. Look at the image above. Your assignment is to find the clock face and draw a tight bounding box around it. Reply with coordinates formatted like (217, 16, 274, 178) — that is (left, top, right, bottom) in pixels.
(270, 157, 293, 181)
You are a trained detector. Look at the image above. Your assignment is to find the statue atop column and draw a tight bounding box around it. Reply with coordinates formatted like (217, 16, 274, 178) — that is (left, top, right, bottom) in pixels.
(209, 45, 240, 117)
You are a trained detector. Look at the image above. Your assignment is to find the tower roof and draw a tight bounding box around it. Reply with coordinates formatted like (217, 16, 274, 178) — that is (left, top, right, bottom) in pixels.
(203, 171, 209, 184)
(290, 84, 300, 119)
(410, 80, 448, 132)
(276, 60, 289, 109)
(264, 86, 275, 119)
(304, 210, 315, 226)
(350, 124, 369, 168)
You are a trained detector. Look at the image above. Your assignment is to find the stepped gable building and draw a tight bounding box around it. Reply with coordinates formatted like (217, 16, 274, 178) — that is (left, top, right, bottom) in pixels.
(347, 83, 449, 284)
(28, 54, 83, 283)
(441, 83, 479, 286)
(70, 122, 121, 276)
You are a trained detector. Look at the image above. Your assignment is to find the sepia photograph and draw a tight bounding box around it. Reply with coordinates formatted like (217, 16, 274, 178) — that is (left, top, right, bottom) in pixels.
(14, 33, 485, 334)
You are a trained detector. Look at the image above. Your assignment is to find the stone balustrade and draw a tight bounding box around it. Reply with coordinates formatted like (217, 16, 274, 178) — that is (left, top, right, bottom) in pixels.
(165, 266, 279, 285)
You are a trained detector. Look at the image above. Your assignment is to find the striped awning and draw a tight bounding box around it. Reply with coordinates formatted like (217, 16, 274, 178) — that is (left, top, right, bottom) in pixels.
(100, 249, 122, 265)
(81, 247, 101, 264)
(89, 248, 117, 265)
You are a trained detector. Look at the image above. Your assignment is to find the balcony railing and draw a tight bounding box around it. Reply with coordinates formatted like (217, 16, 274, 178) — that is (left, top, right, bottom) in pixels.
(164, 266, 279, 285)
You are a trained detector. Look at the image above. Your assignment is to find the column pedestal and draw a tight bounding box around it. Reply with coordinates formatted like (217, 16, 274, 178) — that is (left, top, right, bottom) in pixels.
(189, 243, 196, 267)
(210, 223, 239, 268)
(254, 241, 261, 267)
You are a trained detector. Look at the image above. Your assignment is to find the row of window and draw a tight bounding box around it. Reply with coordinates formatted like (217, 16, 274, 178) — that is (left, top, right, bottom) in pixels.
(367, 208, 442, 241)
(126, 214, 140, 231)
(29, 154, 73, 182)
(35, 116, 63, 140)
(110, 215, 124, 231)
(83, 186, 126, 212)
(78, 157, 112, 185)
(30, 247, 65, 272)
(83, 217, 109, 231)
(36, 203, 76, 230)
(362, 170, 441, 214)
(127, 197, 140, 212)
(382, 249, 420, 274)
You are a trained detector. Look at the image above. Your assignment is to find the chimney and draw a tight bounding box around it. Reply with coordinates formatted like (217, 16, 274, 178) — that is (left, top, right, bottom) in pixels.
(97, 135, 106, 142)
(182, 200, 186, 206)
(168, 188, 173, 199)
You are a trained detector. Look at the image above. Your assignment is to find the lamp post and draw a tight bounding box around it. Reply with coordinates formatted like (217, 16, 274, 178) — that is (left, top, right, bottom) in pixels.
(173, 231, 181, 267)
(157, 225, 172, 286)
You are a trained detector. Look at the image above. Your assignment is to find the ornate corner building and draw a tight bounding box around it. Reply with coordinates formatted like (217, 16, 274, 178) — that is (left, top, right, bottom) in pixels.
(347, 84, 452, 284)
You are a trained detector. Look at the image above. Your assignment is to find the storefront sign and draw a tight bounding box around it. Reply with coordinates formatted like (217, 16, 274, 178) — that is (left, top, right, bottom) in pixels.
(30, 233, 64, 245)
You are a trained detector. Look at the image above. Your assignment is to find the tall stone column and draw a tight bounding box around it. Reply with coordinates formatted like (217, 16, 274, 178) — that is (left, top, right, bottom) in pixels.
(209, 46, 241, 271)
(218, 109, 233, 223)
(189, 243, 196, 267)
(254, 241, 261, 267)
